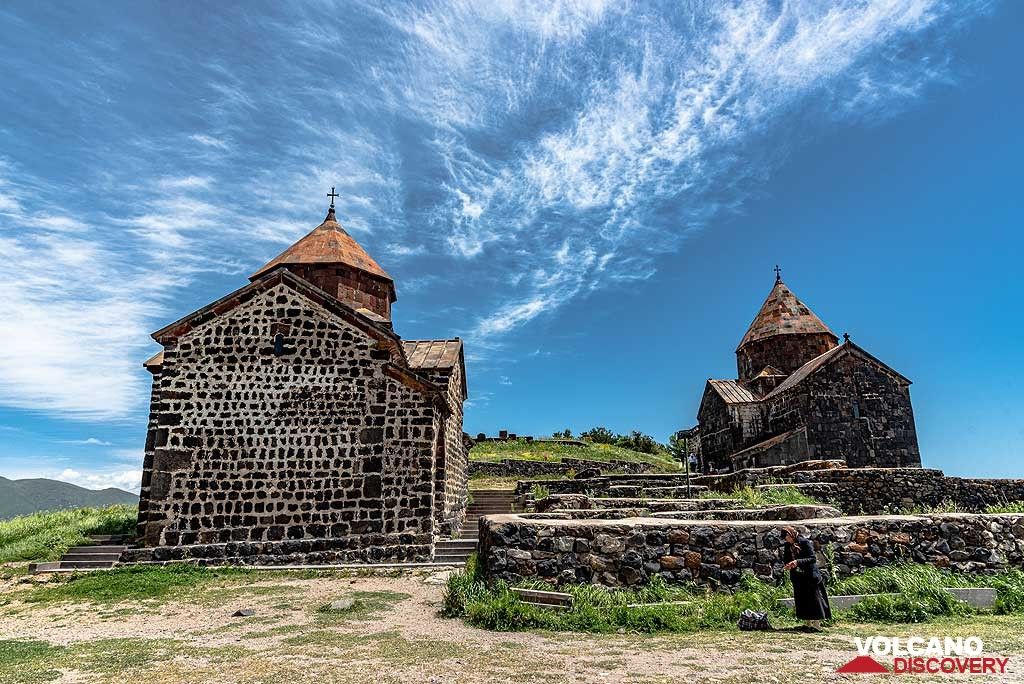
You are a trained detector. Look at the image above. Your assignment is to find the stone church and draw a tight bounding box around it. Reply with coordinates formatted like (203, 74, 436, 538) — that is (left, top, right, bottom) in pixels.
(135, 199, 468, 563)
(696, 271, 921, 473)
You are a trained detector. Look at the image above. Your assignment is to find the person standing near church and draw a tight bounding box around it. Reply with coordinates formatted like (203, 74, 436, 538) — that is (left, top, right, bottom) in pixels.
(780, 525, 832, 631)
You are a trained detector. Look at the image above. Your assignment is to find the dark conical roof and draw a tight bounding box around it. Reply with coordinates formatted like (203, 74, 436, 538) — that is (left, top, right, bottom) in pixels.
(737, 278, 836, 351)
(250, 207, 393, 282)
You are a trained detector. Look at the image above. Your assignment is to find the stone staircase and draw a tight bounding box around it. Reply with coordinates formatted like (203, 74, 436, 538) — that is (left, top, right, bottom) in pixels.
(30, 535, 129, 574)
(434, 490, 517, 565)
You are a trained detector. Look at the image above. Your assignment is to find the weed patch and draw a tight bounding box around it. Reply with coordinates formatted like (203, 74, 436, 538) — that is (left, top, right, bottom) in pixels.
(700, 486, 820, 507)
(314, 590, 411, 624)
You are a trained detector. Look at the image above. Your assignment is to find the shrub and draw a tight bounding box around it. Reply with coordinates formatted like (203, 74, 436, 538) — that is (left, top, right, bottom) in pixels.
(530, 484, 551, 501)
(614, 431, 664, 455)
(579, 427, 616, 445)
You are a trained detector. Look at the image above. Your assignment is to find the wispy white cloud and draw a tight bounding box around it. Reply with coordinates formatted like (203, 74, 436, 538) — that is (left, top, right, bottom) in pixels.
(57, 467, 142, 492)
(189, 133, 229, 149)
(399, 0, 992, 341)
(0, 0, 992, 428)
(59, 437, 113, 446)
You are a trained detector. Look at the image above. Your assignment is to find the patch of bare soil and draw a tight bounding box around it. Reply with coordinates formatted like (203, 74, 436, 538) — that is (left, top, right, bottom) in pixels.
(2, 571, 1023, 684)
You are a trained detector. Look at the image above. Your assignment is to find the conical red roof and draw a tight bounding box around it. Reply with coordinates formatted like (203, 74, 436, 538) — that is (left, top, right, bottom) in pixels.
(737, 278, 836, 351)
(250, 207, 393, 282)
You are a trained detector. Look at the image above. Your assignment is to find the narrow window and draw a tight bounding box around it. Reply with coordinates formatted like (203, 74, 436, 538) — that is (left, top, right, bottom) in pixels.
(852, 399, 861, 418)
(273, 333, 285, 357)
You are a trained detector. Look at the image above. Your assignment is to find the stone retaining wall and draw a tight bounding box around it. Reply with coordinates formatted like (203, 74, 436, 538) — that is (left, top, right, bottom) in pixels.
(761, 469, 1024, 514)
(471, 457, 660, 478)
(480, 512, 1024, 589)
(121, 535, 431, 566)
(514, 464, 1024, 515)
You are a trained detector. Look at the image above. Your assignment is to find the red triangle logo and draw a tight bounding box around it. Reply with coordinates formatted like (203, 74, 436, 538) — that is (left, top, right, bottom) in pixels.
(836, 655, 890, 674)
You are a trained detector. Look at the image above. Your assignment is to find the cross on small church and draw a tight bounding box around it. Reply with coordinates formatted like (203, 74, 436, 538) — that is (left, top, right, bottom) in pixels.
(327, 186, 339, 208)
(774, 264, 782, 282)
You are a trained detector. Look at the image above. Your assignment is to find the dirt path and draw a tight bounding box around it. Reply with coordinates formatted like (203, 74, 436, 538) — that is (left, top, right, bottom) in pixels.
(2, 570, 1022, 683)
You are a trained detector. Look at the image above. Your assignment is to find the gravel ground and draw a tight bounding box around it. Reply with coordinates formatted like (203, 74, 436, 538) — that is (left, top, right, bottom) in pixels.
(2, 569, 1023, 683)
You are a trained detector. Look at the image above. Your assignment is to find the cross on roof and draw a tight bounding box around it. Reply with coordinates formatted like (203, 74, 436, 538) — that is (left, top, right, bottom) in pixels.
(327, 186, 339, 208)
(774, 264, 782, 283)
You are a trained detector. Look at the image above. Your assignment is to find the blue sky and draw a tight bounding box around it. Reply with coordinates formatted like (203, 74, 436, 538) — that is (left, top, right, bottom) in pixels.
(0, 1, 1020, 491)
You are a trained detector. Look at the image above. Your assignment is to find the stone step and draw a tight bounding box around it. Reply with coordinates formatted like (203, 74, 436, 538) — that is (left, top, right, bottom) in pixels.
(434, 553, 472, 562)
(58, 560, 118, 569)
(61, 553, 123, 562)
(64, 546, 127, 554)
(435, 543, 477, 552)
(88, 535, 132, 543)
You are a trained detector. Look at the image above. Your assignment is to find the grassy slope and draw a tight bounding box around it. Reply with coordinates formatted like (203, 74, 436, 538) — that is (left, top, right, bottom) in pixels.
(0, 477, 138, 520)
(0, 505, 137, 563)
(470, 440, 680, 472)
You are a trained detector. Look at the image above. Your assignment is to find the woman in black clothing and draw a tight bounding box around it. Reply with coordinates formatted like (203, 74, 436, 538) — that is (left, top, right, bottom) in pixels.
(780, 525, 832, 630)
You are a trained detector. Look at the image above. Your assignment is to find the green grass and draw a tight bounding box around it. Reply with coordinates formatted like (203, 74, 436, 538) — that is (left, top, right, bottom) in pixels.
(891, 499, 965, 514)
(13, 564, 350, 606)
(442, 555, 794, 634)
(699, 485, 820, 507)
(0, 505, 137, 563)
(0, 637, 250, 684)
(985, 501, 1024, 514)
(313, 590, 411, 624)
(443, 557, 1024, 634)
(470, 440, 680, 472)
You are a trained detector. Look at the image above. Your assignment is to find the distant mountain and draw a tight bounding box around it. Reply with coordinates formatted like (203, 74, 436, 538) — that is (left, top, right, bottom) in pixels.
(0, 476, 138, 520)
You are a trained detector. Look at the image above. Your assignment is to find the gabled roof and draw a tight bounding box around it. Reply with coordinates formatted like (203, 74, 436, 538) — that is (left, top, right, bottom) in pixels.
(151, 269, 407, 362)
(143, 350, 164, 373)
(403, 339, 462, 370)
(403, 339, 467, 400)
(249, 207, 394, 287)
(706, 378, 759, 404)
(737, 278, 837, 351)
(763, 340, 911, 400)
(144, 269, 455, 401)
(752, 365, 786, 379)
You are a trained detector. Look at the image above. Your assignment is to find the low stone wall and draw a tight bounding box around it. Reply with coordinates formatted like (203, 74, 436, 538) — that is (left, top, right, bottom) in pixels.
(514, 463, 1024, 515)
(471, 457, 659, 478)
(514, 473, 694, 496)
(480, 513, 1024, 589)
(524, 504, 841, 522)
(766, 469, 1024, 514)
(121, 535, 432, 566)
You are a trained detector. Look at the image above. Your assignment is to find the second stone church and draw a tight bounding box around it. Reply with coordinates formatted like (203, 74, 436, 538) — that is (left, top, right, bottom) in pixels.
(135, 199, 467, 563)
(697, 272, 921, 473)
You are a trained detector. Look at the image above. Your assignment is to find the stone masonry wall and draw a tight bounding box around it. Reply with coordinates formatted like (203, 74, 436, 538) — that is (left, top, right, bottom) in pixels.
(763, 353, 921, 468)
(736, 333, 836, 380)
(513, 462, 1024, 516)
(481, 513, 1024, 589)
(431, 360, 468, 537)
(136, 283, 439, 563)
(286, 263, 393, 320)
(699, 464, 1024, 515)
